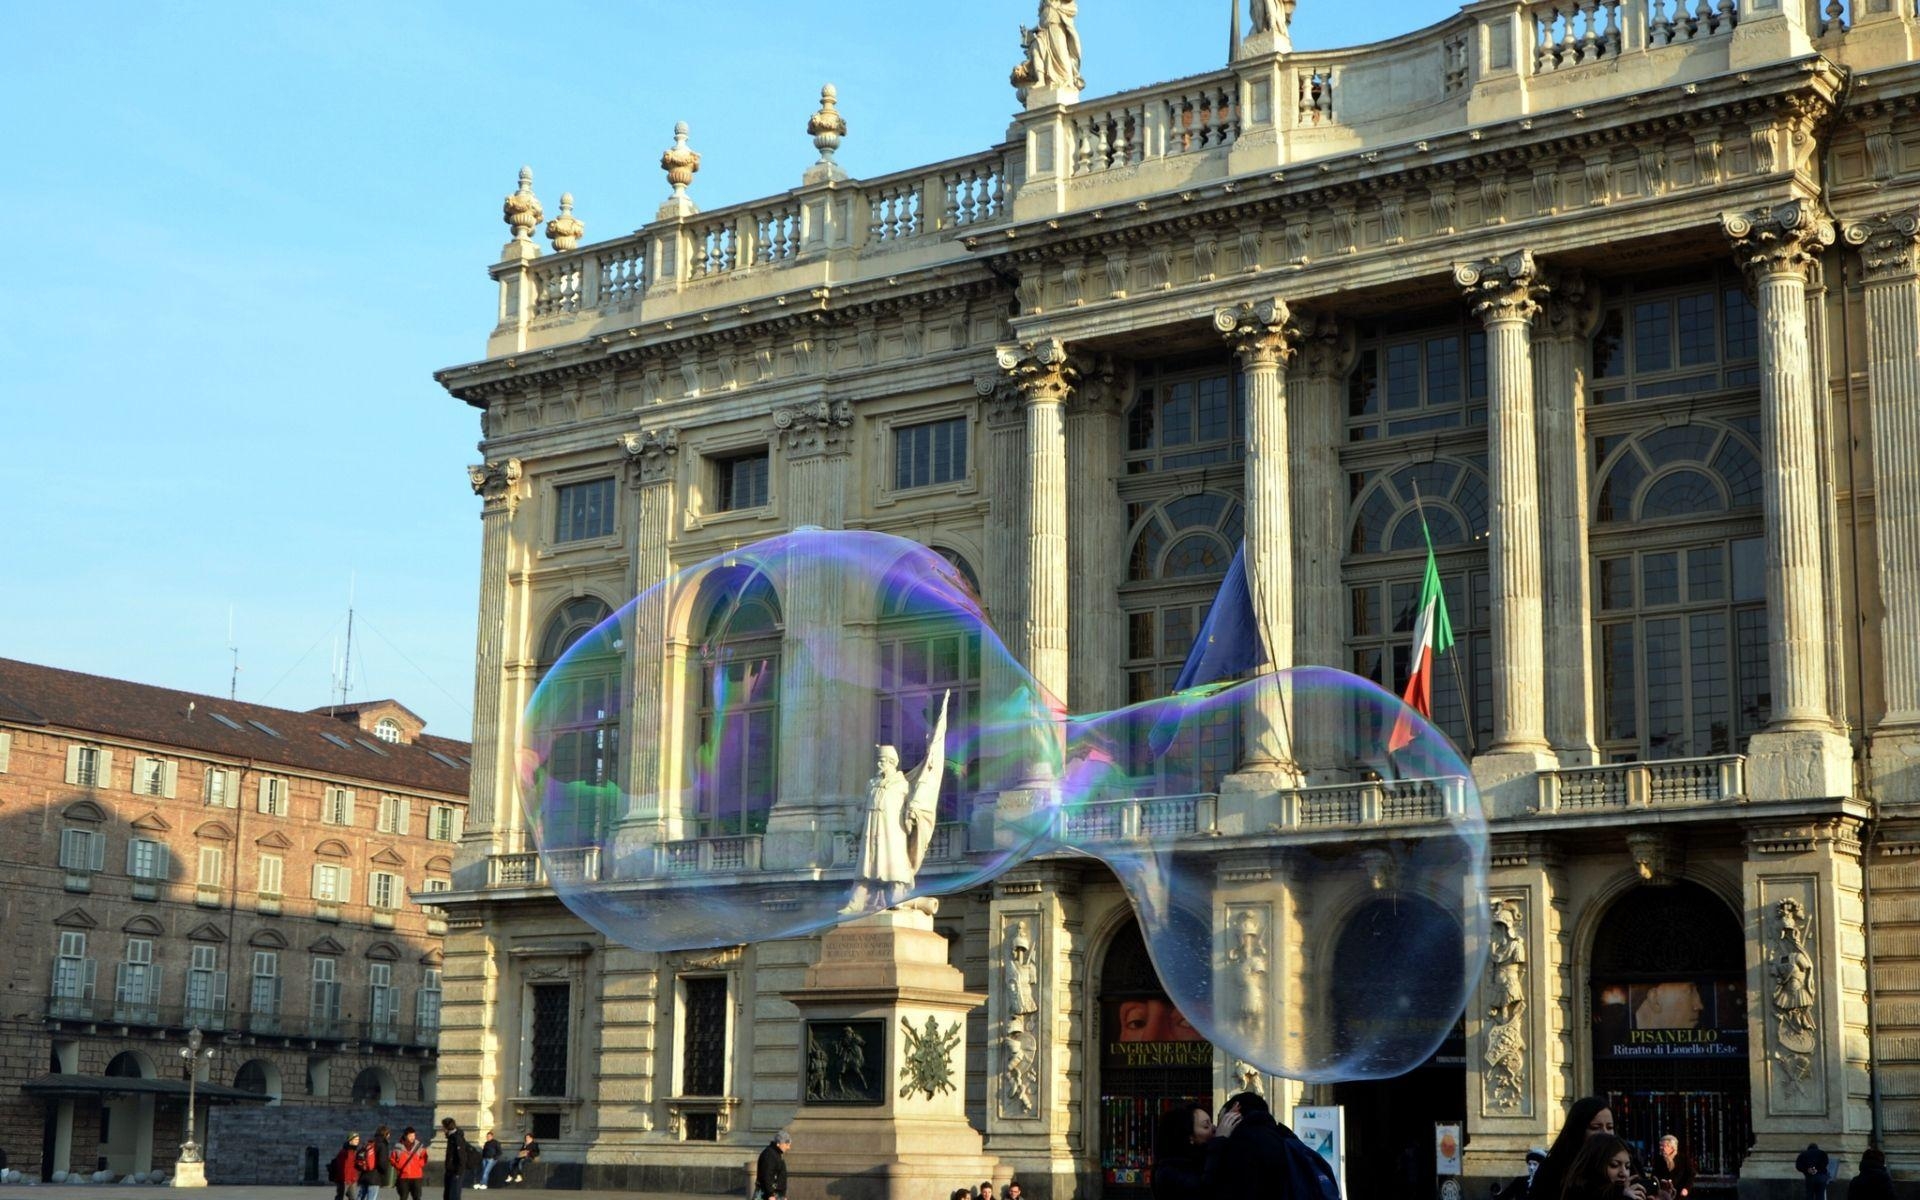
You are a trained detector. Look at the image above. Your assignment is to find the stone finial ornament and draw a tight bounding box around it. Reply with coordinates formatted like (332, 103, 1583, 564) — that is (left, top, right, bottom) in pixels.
(503, 166, 544, 242)
(661, 122, 701, 200)
(808, 84, 848, 164)
(546, 193, 584, 251)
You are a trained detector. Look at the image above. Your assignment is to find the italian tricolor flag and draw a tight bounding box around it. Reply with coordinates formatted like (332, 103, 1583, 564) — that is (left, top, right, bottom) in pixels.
(1389, 526, 1455, 752)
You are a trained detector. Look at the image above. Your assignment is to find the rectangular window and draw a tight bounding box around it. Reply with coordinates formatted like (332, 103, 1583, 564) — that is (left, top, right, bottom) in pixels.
(53, 932, 93, 1007)
(377, 795, 400, 833)
(311, 958, 342, 1025)
(369, 963, 396, 1033)
(59, 828, 104, 873)
(370, 871, 399, 910)
(250, 951, 281, 1018)
(893, 417, 969, 490)
(135, 757, 169, 796)
(322, 787, 354, 826)
(259, 777, 288, 816)
(0, 730, 11, 773)
(73, 746, 101, 788)
(529, 983, 572, 1096)
(198, 846, 225, 888)
(186, 946, 226, 1020)
(204, 769, 233, 807)
(258, 855, 284, 897)
(714, 452, 770, 511)
(127, 839, 166, 880)
(554, 477, 617, 543)
(313, 864, 342, 903)
(1345, 325, 1487, 439)
(681, 976, 728, 1097)
(429, 805, 458, 842)
(115, 938, 159, 1019)
(417, 968, 443, 1032)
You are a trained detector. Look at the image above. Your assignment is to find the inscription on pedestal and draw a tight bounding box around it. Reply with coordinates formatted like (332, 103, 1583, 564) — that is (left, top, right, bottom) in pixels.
(820, 932, 896, 962)
(804, 1019, 885, 1106)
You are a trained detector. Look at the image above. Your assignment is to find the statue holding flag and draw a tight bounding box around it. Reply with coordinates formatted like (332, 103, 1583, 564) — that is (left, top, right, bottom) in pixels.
(843, 692, 951, 913)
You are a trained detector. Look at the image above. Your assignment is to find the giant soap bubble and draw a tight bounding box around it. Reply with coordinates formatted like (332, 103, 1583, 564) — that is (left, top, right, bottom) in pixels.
(522, 528, 1487, 1081)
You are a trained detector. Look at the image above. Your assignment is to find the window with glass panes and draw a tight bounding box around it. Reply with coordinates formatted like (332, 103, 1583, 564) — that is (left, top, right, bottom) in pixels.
(1125, 357, 1242, 474)
(529, 983, 571, 1096)
(1590, 269, 1759, 404)
(876, 554, 983, 822)
(1121, 494, 1245, 793)
(894, 416, 969, 490)
(714, 451, 770, 511)
(418, 968, 443, 1031)
(553, 477, 616, 543)
(1347, 318, 1488, 440)
(696, 577, 782, 836)
(369, 963, 396, 1031)
(370, 871, 399, 910)
(311, 957, 342, 1025)
(1345, 460, 1493, 752)
(186, 945, 225, 1018)
(54, 932, 90, 1001)
(536, 598, 623, 846)
(681, 976, 729, 1098)
(115, 939, 158, 1016)
(1591, 419, 1768, 760)
(251, 951, 281, 1017)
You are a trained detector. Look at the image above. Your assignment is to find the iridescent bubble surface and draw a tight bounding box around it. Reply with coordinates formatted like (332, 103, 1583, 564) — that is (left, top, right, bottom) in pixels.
(521, 529, 1486, 1081)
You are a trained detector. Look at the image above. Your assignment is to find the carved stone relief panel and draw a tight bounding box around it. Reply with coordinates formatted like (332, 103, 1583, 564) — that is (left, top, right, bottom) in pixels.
(1758, 876, 1826, 1114)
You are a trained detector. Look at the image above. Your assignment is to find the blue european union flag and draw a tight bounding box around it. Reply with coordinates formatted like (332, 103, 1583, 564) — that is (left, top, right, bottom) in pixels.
(1172, 540, 1268, 690)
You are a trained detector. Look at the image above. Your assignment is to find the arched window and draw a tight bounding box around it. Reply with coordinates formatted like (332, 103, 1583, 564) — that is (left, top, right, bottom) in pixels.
(1345, 460, 1492, 752)
(1590, 419, 1767, 759)
(373, 718, 402, 744)
(696, 574, 782, 837)
(350, 1066, 397, 1108)
(876, 549, 983, 824)
(1122, 494, 1244, 794)
(535, 598, 621, 816)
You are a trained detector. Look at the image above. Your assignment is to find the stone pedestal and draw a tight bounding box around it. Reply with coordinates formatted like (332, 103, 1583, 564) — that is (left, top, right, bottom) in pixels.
(169, 1159, 207, 1188)
(780, 910, 1007, 1200)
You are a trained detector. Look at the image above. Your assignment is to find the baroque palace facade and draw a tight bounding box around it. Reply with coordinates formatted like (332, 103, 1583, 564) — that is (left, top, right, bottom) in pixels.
(435, 0, 1920, 1194)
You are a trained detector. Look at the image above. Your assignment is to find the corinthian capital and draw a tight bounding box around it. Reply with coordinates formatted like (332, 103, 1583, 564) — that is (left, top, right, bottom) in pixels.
(1722, 201, 1836, 282)
(772, 398, 854, 457)
(995, 337, 1077, 404)
(1069, 354, 1129, 415)
(617, 428, 680, 486)
(1214, 298, 1298, 366)
(467, 458, 523, 510)
(1292, 311, 1355, 380)
(1454, 251, 1544, 325)
(1842, 209, 1920, 283)
(1538, 269, 1602, 340)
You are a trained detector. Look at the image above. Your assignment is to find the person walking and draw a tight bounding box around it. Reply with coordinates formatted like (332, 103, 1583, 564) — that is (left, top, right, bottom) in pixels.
(329, 1133, 363, 1200)
(475, 1130, 500, 1191)
(1795, 1144, 1833, 1200)
(1850, 1149, 1896, 1200)
(1150, 1101, 1215, 1200)
(755, 1130, 791, 1200)
(1208, 1091, 1340, 1198)
(438, 1117, 473, 1200)
(391, 1127, 429, 1200)
(1530, 1097, 1615, 1198)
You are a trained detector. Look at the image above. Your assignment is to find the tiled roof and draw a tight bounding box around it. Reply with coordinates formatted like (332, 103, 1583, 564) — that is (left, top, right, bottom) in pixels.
(0, 657, 469, 796)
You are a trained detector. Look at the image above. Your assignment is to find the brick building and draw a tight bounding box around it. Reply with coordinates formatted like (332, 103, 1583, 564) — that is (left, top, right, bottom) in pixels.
(0, 659, 468, 1182)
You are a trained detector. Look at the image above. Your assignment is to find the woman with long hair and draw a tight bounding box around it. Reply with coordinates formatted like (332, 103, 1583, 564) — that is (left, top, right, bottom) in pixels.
(1530, 1096, 1615, 1198)
(1150, 1101, 1215, 1200)
(1560, 1134, 1648, 1200)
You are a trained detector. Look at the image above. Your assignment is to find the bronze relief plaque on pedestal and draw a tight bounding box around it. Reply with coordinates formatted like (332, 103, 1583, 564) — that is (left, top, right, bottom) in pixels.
(803, 1019, 885, 1106)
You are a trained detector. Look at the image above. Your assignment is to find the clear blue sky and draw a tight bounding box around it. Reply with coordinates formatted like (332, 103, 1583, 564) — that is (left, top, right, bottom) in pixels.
(3, 0, 1433, 739)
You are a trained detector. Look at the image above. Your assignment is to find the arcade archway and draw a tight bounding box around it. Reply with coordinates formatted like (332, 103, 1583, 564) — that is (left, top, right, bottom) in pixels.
(1096, 918, 1211, 1198)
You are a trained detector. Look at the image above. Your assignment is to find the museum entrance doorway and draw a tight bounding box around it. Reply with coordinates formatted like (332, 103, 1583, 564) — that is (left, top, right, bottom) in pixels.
(1097, 918, 1210, 1199)
(1589, 880, 1751, 1187)
(1327, 895, 1467, 1199)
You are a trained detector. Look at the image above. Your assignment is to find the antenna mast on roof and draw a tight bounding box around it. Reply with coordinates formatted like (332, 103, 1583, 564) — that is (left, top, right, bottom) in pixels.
(227, 605, 241, 701)
(331, 573, 357, 715)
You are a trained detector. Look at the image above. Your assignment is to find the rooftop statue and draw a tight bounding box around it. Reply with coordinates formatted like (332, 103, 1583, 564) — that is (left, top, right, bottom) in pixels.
(843, 692, 951, 914)
(1011, 0, 1084, 95)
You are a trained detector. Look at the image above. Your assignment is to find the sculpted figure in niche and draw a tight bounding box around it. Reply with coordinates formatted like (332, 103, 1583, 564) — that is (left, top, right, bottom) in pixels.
(1484, 899, 1527, 1111)
(843, 693, 950, 914)
(1007, 922, 1040, 1031)
(1226, 910, 1269, 1035)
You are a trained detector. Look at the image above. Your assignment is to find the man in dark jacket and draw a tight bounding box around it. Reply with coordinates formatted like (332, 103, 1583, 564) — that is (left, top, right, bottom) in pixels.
(438, 1118, 472, 1200)
(755, 1131, 792, 1200)
(1209, 1092, 1341, 1199)
(1850, 1149, 1896, 1200)
(1795, 1144, 1832, 1200)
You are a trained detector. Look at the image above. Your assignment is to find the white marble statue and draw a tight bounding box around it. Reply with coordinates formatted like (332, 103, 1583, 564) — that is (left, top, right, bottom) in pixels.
(1013, 0, 1084, 93)
(843, 692, 950, 913)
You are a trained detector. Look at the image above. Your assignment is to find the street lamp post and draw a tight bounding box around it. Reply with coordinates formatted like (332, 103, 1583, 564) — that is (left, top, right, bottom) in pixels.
(171, 1027, 215, 1189)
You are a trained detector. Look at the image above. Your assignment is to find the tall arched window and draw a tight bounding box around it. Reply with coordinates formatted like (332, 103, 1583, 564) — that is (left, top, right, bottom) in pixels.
(876, 550, 983, 823)
(535, 598, 620, 792)
(1122, 494, 1243, 794)
(1590, 419, 1766, 759)
(1344, 458, 1491, 753)
(696, 575, 782, 837)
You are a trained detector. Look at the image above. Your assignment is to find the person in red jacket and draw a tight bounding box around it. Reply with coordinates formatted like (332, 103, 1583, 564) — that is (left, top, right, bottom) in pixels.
(329, 1133, 363, 1200)
(391, 1127, 429, 1200)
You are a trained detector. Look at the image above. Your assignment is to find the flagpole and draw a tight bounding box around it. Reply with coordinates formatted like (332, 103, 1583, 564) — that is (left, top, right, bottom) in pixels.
(1408, 479, 1477, 758)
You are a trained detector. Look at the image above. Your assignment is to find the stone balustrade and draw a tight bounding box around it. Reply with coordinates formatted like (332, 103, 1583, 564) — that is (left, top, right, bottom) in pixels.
(1059, 793, 1222, 844)
(659, 834, 763, 875)
(486, 846, 602, 888)
(1535, 754, 1747, 811)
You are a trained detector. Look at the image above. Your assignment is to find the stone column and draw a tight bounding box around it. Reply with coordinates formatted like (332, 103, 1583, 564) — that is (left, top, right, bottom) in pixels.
(1290, 315, 1355, 780)
(1844, 212, 1920, 802)
(1722, 203, 1852, 800)
(769, 399, 860, 868)
(983, 863, 1082, 1198)
(1215, 299, 1300, 777)
(1066, 357, 1129, 717)
(976, 376, 1030, 845)
(1533, 274, 1600, 766)
(614, 429, 678, 845)
(1456, 252, 1557, 801)
(1739, 820, 1870, 1182)
(463, 459, 523, 867)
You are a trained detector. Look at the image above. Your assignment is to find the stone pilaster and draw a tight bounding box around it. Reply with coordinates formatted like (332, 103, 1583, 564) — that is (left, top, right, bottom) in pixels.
(1456, 253, 1557, 805)
(1722, 202, 1852, 800)
(1844, 212, 1920, 805)
(614, 430, 678, 843)
(1215, 298, 1300, 776)
(976, 376, 1030, 846)
(769, 400, 861, 867)
(1066, 357, 1128, 716)
(996, 340, 1075, 717)
(983, 864, 1082, 1195)
(1739, 820, 1871, 1182)
(1533, 274, 1600, 766)
(1289, 315, 1354, 783)
(462, 458, 523, 869)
